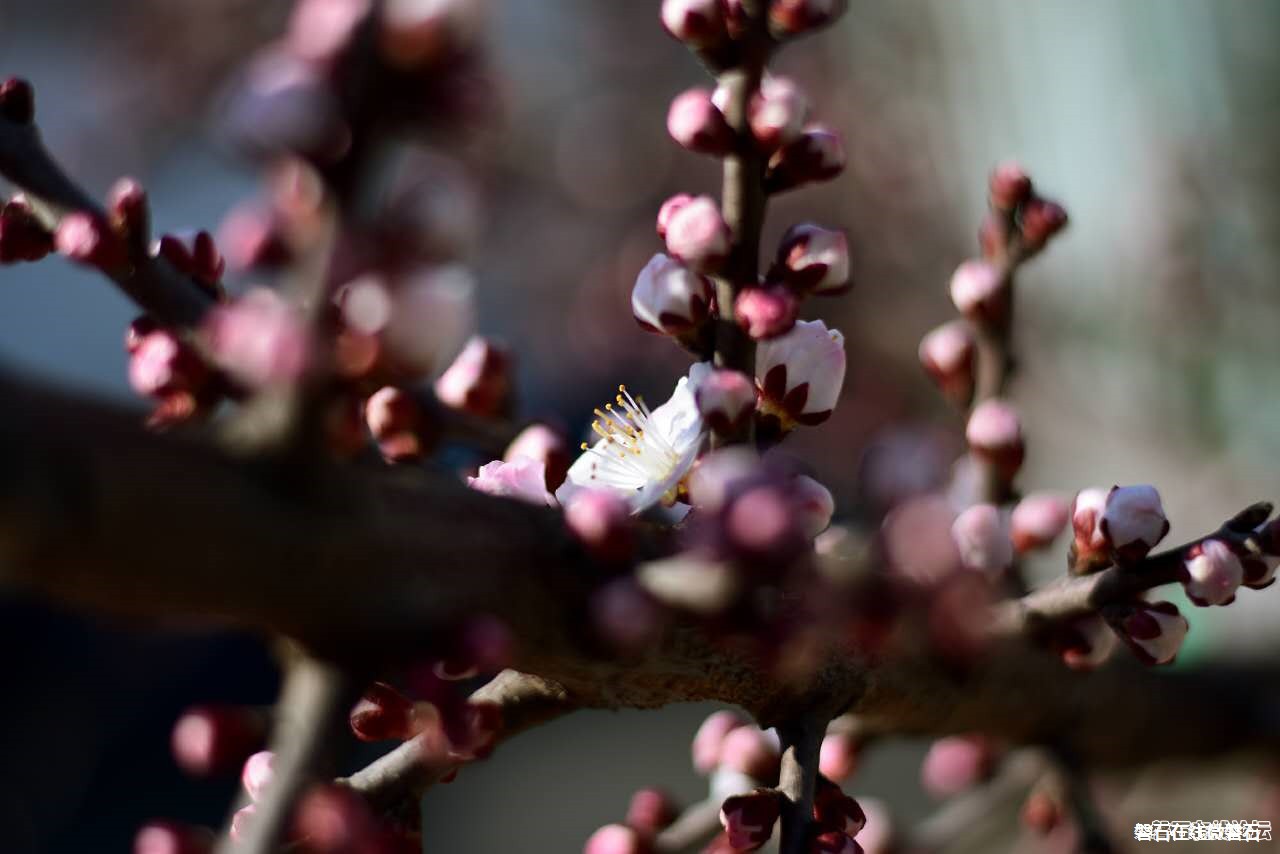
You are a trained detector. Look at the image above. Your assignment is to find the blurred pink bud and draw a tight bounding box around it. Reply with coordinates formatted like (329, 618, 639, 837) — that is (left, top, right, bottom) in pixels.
(965, 399, 1024, 482)
(1069, 487, 1111, 573)
(748, 76, 808, 153)
(988, 161, 1031, 211)
(229, 805, 256, 843)
(584, 823, 650, 854)
(367, 386, 435, 462)
(219, 203, 291, 272)
(921, 735, 993, 798)
(687, 448, 758, 512)
(0, 197, 53, 263)
(565, 489, 634, 562)
(719, 789, 781, 851)
(129, 330, 208, 400)
(735, 285, 799, 340)
(1020, 197, 1068, 249)
(695, 368, 756, 437)
(1010, 492, 1069, 553)
(467, 458, 555, 506)
(380, 0, 482, 70)
(918, 320, 975, 407)
(948, 259, 1006, 326)
(204, 288, 310, 387)
(349, 681, 416, 742)
(881, 494, 963, 585)
(951, 503, 1012, 574)
(1110, 600, 1188, 666)
(810, 831, 862, 854)
(171, 705, 265, 777)
(591, 578, 665, 652)
(755, 319, 846, 431)
(241, 751, 275, 802)
(1021, 789, 1063, 836)
(108, 178, 149, 246)
(1056, 614, 1117, 671)
(505, 424, 571, 492)
(720, 726, 781, 780)
(819, 732, 859, 782)
(769, 0, 848, 36)
(626, 788, 677, 836)
(667, 88, 734, 156)
(655, 193, 694, 240)
(1181, 538, 1243, 607)
(725, 484, 807, 566)
(56, 212, 127, 271)
(434, 336, 512, 418)
(631, 253, 712, 335)
(293, 784, 381, 853)
(336, 275, 394, 338)
(794, 475, 834, 539)
(134, 822, 212, 854)
(660, 0, 727, 47)
(287, 0, 370, 63)
(693, 710, 749, 774)
(1100, 485, 1168, 563)
(0, 77, 35, 123)
(813, 776, 866, 836)
(775, 223, 850, 294)
(383, 264, 476, 378)
(664, 196, 730, 273)
(765, 125, 845, 193)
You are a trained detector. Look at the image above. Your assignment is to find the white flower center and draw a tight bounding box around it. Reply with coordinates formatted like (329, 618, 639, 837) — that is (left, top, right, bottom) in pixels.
(578, 385, 683, 493)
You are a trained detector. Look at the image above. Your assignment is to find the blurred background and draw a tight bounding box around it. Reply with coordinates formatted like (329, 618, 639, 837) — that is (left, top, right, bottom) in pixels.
(1, 1, 1279, 851)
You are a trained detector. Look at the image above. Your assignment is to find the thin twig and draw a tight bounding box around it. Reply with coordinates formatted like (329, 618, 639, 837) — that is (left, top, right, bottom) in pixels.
(776, 711, 827, 854)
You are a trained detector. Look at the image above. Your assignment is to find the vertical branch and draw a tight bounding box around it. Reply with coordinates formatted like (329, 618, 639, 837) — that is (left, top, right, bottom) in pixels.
(775, 713, 826, 854)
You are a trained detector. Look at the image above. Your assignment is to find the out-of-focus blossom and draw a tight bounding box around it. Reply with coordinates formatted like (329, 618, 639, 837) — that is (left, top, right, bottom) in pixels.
(1010, 493, 1069, 553)
(918, 321, 975, 408)
(467, 458, 555, 507)
(773, 223, 850, 294)
(951, 503, 1013, 575)
(204, 288, 310, 387)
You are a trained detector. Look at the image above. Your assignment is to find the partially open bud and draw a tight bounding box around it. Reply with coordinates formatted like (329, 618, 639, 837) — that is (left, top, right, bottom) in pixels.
(765, 125, 845, 193)
(814, 777, 867, 836)
(660, 0, 727, 47)
(951, 503, 1013, 575)
(1020, 197, 1068, 250)
(1099, 485, 1168, 564)
(505, 424, 571, 492)
(203, 288, 310, 388)
(56, 212, 127, 271)
(467, 458, 555, 507)
(819, 731, 859, 782)
(631, 253, 712, 336)
(171, 705, 265, 777)
(565, 488, 634, 562)
(775, 223, 850, 294)
(949, 259, 1007, 327)
(1054, 614, 1117, 671)
(0, 77, 35, 124)
(365, 386, 431, 462)
(664, 196, 730, 273)
(1069, 487, 1111, 574)
(747, 76, 808, 153)
(1108, 600, 1188, 666)
(627, 788, 677, 837)
(769, 0, 848, 37)
(695, 368, 756, 437)
(794, 475, 835, 539)
(693, 709, 749, 774)
(667, 88, 734, 156)
(241, 751, 275, 802)
(735, 284, 799, 340)
(1181, 538, 1243, 607)
(921, 736, 993, 798)
(434, 336, 512, 418)
(965, 399, 1024, 483)
(755, 319, 846, 433)
(988, 161, 1032, 212)
(655, 194, 694, 240)
(1010, 492, 1069, 553)
(349, 682, 416, 742)
(719, 789, 782, 851)
(918, 321, 975, 408)
(584, 823, 650, 854)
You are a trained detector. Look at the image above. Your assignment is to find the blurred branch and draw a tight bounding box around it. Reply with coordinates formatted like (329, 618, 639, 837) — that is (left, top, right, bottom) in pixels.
(653, 798, 722, 854)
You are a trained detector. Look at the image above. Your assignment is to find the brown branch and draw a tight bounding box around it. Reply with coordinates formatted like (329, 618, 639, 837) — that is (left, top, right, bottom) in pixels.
(776, 712, 826, 854)
(905, 750, 1046, 853)
(653, 798, 722, 854)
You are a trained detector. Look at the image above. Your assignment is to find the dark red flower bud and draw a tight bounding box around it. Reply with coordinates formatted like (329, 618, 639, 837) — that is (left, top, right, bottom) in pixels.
(1020, 197, 1068, 249)
(350, 682, 417, 742)
(765, 126, 845, 193)
(0, 197, 53, 263)
(719, 788, 782, 851)
(988, 161, 1031, 211)
(0, 77, 35, 124)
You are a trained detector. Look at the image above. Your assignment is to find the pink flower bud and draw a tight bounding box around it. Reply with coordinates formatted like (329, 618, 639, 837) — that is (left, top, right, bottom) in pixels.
(565, 488, 635, 562)
(218, 203, 291, 272)
(765, 125, 845, 193)
(719, 789, 781, 851)
(1181, 538, 1243, 607)
(769, 0, 848, 36)
(663, 196, 730, 273)
(626, 788, 677, 836)
(775, 223, 850, 294)
(108, 178, 150, 247)
(793, 475, 835, 539)
(951, 503, 1013, 574)
(719, 726, 781, 780)
(365, 386, 433, 462)
(819, 731, 859, 782)
(129, 330, 208, 400)
(747, 76, 808, 153)
(1099, 485, 1168, 563)
(694, 368, 756, 437)
(1111, 600, 1188, 666)
(56, 212, 127, 271)
(1010, 492, 1069, 553)
(918, 320, 975, 407)
(1020, 197, 1068, 249)
(1021, 789, 1063, 836)
(292, 784, 382, 853)
(735, 284, 799, 340)
(814, 777, 866, 836)
(667, 88, 734, 156)
(203, 288, 311, 387)
(467, 458, 555, 506)
(0, 77, 35, 123)
(631, 253, 712, 335)
(948, 259, 1007, 326)
(725, 484, 808, 567)
(0, 197, 53, 263)
(1055, 614, 1117, 671)
(171, 705, 265, 777)
(229, 805, 256, 843)
(693, 710, 749, 774)
(811, 831, 863, 854)
(655, 193, 694, 240)
(287, 0, 371, 64)
(921, 736, 993, 798)
(349, 681, 416, 742)
(134, 822, 212, 854)
(505, 424, 571, 492)
(584, 823, 650, 854)
(965, 399, 1024, 481)
(1070, 487, 1111, 573)
(755, 319, 846, 432)
(988, 161, 1031, 211)
(241, 751, 275, 802)
(433, 336, 512, 418)
(660, 0, 727, 47)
